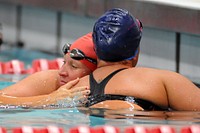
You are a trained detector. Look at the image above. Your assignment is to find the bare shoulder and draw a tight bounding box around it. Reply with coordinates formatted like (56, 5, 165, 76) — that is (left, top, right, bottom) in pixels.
(121, 67, 165, 78)
(125, 67, 182, 77)
(119, 67, 196, 89)
(134, 67, 199, 91)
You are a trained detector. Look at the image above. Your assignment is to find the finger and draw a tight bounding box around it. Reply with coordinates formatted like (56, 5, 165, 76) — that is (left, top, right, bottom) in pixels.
(70, 89, 90, 98)
(70, 86, 89, 93)
(81, 90, 90, 96)
(62, 78, 80, 90)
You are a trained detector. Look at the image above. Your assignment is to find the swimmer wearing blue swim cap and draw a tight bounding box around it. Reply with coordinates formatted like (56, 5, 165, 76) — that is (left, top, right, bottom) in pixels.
(92, 8, 143, 62)
(86, 8, 200, 111)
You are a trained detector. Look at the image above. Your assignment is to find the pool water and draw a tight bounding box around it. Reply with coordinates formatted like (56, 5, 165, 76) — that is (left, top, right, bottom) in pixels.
(0, 105, 199, 132)
(0, 81, 15, 90)
(0, 46, 59, 64)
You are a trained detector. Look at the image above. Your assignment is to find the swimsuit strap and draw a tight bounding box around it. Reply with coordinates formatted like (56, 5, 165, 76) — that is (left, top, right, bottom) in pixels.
(89, 68, 126, 96)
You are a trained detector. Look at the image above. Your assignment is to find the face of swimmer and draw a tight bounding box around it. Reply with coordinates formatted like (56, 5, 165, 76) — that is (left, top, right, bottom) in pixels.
(58, 54, 92, 86)
(58, 33, 97, 86)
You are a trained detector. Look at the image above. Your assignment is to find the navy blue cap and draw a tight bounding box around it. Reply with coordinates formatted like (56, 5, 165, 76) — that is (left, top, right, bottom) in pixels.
(92, 8, 142, 62)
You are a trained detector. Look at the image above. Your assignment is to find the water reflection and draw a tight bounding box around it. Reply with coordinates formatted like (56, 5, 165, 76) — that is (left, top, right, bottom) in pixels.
(0, 106, 199, 132)
(78, 107, 200, 124)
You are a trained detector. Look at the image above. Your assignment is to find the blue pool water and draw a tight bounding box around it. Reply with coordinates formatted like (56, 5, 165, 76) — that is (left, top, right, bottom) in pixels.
(0, 81, 15, 90)
(0, 104, 200, 132)
(0, 46, 59, 67)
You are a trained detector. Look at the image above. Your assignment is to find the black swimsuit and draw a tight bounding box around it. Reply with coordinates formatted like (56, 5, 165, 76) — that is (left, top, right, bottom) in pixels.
(85, 69, 165, 111)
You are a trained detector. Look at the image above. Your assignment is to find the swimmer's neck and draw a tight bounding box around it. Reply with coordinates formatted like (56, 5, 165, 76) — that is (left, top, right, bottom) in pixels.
(97, 59, 132, 69)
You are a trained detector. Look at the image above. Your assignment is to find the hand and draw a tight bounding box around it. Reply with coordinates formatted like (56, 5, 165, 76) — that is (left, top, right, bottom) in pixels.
(50, 78, 90, 105)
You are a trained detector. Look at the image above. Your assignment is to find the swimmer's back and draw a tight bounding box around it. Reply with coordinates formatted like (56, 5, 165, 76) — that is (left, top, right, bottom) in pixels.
(74, 67, 200, 110)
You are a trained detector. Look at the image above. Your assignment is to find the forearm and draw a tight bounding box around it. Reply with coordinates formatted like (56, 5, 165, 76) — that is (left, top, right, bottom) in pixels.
(0, 93, 57, 107)
(0, 79, 89, 108)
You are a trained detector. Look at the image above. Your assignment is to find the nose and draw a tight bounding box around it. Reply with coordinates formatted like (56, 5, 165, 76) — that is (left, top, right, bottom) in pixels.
(58, 63, 68, 77)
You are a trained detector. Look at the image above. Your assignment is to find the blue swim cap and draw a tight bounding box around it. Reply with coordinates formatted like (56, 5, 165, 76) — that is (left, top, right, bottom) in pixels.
(93, 8, 142, 62)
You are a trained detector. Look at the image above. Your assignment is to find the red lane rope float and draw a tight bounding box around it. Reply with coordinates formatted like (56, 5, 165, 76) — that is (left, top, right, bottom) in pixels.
(1, 125, 200, 133)
(0, 127, 6, 133)
(151, 126, 176, 133)
(94, 126, 120, 133)
(69, 125, 120, 133)
(32, 58, 63, 73)
(69, 126, 95, 133)
(125, 126, 150, 133)
(0, 58, 63, 74)
(32, 59, 49, 72)
(181, 125, 200, 133)
(40, 126, 64, 133)
(0, 60, 25, 74)
(12, 126, 41, 133)
(0, 62, 3, 74)
(10, 60, 24, 74)
(54, 58, 63, 69)
(12, 126, 63, 133)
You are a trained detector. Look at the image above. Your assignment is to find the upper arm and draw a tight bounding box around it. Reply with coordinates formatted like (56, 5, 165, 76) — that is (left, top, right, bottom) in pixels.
(0, 70, 60, 96)
(162, 70, 200, 111)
